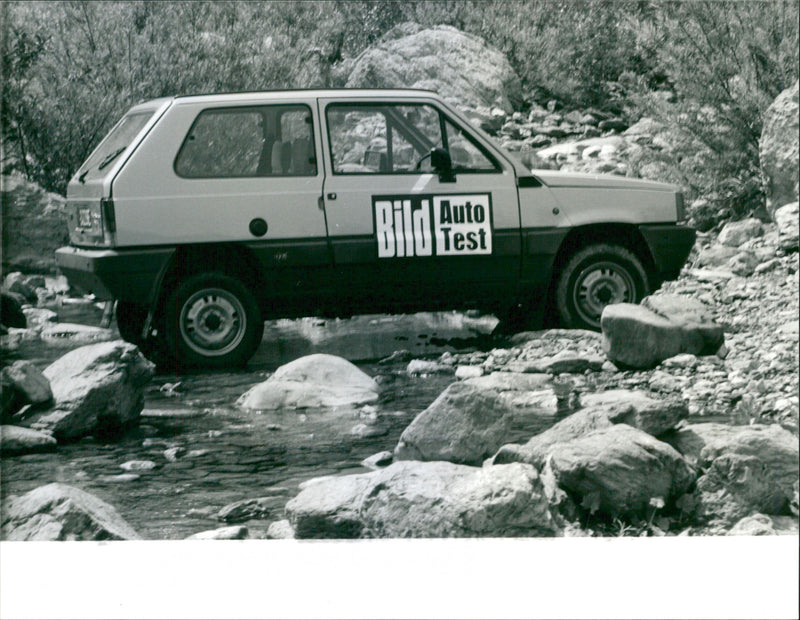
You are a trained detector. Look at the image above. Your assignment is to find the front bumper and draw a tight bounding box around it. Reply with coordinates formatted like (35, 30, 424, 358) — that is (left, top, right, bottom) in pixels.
(639, 224, 696, 280)
(55, 246, 174, 302)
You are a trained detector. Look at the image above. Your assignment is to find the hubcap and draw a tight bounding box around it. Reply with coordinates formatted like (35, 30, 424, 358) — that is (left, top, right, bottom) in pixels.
(573, 262, 636, 327)
(179, 288, 246, 356)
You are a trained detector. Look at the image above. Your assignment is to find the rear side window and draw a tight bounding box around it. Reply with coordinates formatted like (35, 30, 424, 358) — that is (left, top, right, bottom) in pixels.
(175, 104, 316, 178)
(80, 111, 155, 181)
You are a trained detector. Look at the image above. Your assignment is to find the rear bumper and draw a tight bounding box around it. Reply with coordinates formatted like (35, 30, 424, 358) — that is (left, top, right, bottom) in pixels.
(55, 246, 174, 302)
(639, 224, 696, 280)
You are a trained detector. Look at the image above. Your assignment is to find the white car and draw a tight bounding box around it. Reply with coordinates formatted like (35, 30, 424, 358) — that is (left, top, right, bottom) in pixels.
(56, 89, 695, 367)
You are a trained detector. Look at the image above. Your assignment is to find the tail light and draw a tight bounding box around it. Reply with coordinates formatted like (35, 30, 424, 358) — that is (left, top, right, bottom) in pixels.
(101, 197, 117, 244)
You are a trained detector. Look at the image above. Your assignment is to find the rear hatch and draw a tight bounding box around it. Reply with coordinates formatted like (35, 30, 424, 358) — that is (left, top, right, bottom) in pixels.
(66, 98, 172, 247)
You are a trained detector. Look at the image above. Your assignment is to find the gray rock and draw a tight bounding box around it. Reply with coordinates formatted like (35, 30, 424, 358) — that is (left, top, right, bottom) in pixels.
(464, 371, 550, 392)
(346, 24, 522, 113)
(547, 425, 696, 517)
(661, 423, 799, 525)
(0, 425, 57, 455)
(217, 497, 273, 523)
(1, 360, 52, 407)
(455, 365, 483, 380)
(775, 202, 799, 250)
(40, 323, 115, 346)
(696, 244, 738, 268)
(394, 382, 512, 466)
(266, 519, 295, 539)
(406, 359, 453, 375)
(185, 525, 248, 540)
(120, 459, 156, 471)
(602, 294, 723, 369)
(286, 461, 561, 538)
(759, 80, 799, 217)
(22, 307, 58, 329)
(717, 219, 764, 247)
(17, 341, 155, 441)
(361, 450, 394, 470)
(727, 513, 798, 536)
(237, 353, 379, 410)
(493, 390, 687, 467)
(1, 175, 69, 272)
(727, 251, 759, 277)
(1, 483, 140, 540)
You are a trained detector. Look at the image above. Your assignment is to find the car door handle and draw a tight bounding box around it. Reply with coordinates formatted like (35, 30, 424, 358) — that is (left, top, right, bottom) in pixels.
(327, 193, 337, 200)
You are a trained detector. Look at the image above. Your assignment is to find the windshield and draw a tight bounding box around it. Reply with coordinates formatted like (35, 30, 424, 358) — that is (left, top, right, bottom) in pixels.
(78, 110, 154, 181)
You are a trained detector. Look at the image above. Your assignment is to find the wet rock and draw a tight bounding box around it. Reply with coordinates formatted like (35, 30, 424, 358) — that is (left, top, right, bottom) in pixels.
(286, 461, 561, 538)
(547, 424, 696, 518)
(394, 382, 513, 466)
(493, 390, 687, 467)
(186, 525, 249, 540)
(602, 294, 723, 369)
(1, 483, 140, 540)
(17, 341, 155, 441)
(661, 353, 698, 369)
(1, 291, 27, 328)
(346, 24, 522, 113)
(759, 80, 799, 217)
(378, 349, 412, 365)
(237, 353, 379, 410)
(660, 423, 798, 525)
(727, 513, 798, 536)
(40, 323, 115, 346)
(217, 497, 273, 523)
(455, 365, 483, 380)
(406, 359, 453, 375)
(1, 361, 52, 422)
(163, 446, 187, 462)
(3, 273, 38, 305)
(361, 450, 394, 470)
(464, 371, 550, 392)
(0, 425, 57, 455)
(120, 460, 156, 471)
(100, 473, 140, 483)
(22, 307, 58, 329)
(717, 219, 764, 247)
(266, 520, 295, 539)
(775, 202, 799, 250)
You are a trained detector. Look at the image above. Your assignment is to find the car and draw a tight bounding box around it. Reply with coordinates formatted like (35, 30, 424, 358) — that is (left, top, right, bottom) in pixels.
(56, 88, 695, 368)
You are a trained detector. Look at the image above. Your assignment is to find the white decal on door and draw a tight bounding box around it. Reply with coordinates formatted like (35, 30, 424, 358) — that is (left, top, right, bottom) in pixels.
(373, 194, 492, 258)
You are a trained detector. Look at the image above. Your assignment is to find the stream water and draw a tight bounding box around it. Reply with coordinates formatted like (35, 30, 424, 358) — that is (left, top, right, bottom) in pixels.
(2, 302, 558, 539)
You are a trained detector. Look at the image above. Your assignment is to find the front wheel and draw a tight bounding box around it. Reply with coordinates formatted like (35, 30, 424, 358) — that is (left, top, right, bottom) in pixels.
(164, 272, 263, 368)
(555, 244, 649, 331)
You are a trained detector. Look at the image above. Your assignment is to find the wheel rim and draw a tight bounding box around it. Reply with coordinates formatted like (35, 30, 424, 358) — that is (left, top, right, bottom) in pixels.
(573, 261, 636, 327)
(179, 287, 246, 357)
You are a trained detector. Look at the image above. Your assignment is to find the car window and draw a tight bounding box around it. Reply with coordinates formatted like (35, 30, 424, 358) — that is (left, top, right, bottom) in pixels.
(326, 103, 443, 174)
(175, 104, 316, 178)
(80, 111, 155, 181)
(326, 102, 499, 175)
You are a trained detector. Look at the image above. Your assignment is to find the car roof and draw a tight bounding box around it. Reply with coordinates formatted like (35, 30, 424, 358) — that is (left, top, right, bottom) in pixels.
(167, 88, 441, 105)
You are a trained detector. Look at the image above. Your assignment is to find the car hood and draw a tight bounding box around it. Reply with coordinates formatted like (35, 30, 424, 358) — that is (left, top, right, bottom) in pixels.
(530, 169, 677, 192)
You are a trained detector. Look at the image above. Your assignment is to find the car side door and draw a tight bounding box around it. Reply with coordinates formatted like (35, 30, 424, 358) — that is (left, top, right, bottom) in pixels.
(318, 97, 521, 313)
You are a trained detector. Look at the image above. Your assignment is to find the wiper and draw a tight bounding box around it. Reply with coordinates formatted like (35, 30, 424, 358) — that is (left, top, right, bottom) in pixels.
(97, 146, 127, 171)
(78, 169, 89, 183)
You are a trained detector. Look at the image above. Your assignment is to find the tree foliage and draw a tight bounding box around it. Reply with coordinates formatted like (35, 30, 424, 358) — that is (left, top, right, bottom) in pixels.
(2, 0, 798, 217)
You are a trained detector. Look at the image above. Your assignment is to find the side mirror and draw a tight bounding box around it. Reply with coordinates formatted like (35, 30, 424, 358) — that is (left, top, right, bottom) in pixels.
(430, 147, 456, 183)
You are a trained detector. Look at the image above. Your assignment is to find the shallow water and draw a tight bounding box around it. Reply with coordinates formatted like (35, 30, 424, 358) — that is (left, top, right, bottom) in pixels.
(2, 305, 557, 539)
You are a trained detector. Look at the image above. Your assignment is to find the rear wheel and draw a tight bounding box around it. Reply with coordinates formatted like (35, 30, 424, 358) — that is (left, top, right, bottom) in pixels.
(555, 244, 649, 330)
(164, 272, 263, 368)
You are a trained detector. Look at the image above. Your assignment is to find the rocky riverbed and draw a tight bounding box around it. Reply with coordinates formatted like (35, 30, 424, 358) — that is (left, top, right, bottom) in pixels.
(2, 214, 797, 540)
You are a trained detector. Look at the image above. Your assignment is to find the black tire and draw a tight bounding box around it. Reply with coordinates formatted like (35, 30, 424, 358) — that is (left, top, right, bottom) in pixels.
(115, 301, 148, 344)
(163, 272, 263, 368)
(555, 244, 649, 330)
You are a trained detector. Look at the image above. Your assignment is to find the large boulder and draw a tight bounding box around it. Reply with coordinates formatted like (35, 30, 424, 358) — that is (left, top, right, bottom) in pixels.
(774, 202, 799, 251)
(661, 423, 799, 525)
(546, 424, 696, 518)
(285, 460, 561, 538)
(345, 24, 522, 113)
(716, 218, 764, 247)
(1, 483, 140, 540)
(0, 425, 57, 455)
(237, 354, 379, 410)
(601, 294, 723, 369)
(1, 360, 53, 422)
(16, 341, 155, 441)
(493, 390, 687, 467)
(394, 382, 512, 466)
(759, 80, 799, 218)
(1, 174, 69, 273)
